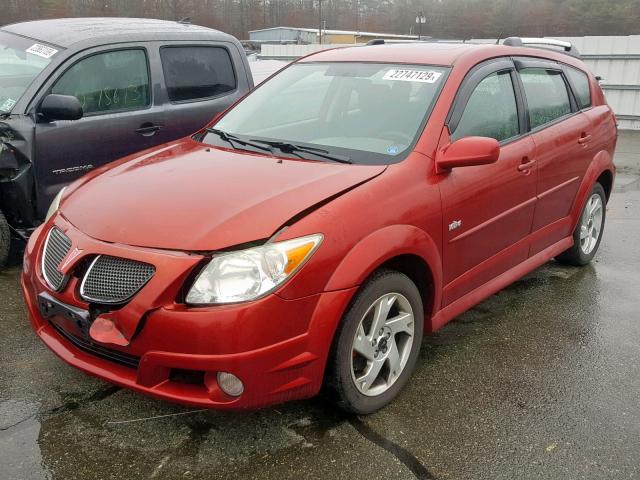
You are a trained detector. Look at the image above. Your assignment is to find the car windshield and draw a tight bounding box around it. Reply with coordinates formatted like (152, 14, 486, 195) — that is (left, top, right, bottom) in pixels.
(0, 32, 57, 114)
(204, 62, 448, 164)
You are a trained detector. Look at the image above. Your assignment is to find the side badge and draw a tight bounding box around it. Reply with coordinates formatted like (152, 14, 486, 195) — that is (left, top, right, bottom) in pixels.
(448, 219, 462, 232)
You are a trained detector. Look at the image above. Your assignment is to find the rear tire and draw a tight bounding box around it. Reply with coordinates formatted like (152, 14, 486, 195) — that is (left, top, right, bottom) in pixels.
(556, 182, 606, 266)
(0, 209, 10, 269)
(325, 269, 424, 414)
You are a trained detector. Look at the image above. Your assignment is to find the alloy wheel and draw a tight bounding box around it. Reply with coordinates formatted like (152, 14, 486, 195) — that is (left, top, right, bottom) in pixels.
(350, 293, 415, 397)
(579, 193, 604, 255)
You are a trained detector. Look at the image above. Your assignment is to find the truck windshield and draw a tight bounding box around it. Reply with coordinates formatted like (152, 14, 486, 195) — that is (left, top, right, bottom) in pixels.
(0, 32, 57, 114)
(205, 62, 449, 165)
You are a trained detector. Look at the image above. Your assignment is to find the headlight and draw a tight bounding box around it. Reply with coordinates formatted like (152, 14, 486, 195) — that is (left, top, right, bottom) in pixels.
(45, 187, 67, 222)
(186, 233, 323, 305)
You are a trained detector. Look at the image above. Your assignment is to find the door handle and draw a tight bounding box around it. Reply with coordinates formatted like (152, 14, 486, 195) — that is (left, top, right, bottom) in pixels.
(136, 124, 161, 136)
(517, 158, 536, 172)
(578, 133, 592, 145)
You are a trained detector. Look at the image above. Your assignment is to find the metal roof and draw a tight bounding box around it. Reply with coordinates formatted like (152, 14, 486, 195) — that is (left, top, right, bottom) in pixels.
(1, 17, 235, 49)
(249, 26, 416, 40)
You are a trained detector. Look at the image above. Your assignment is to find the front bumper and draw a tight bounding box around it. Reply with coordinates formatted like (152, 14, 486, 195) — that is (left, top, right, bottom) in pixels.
(22, 219, 356, 409)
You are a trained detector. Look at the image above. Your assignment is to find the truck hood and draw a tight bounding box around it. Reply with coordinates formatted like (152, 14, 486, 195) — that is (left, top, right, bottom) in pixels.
(60, 140, 386, 251)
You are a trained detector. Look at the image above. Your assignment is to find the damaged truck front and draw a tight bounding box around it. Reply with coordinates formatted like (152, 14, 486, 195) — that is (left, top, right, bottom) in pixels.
(1, 118, 37, 238)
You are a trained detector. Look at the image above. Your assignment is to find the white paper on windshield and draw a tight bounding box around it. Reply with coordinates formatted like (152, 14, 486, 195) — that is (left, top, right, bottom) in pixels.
(0, 98, 16, 111)
(26, 43, 58, 59)
(383, 69, 442, 83)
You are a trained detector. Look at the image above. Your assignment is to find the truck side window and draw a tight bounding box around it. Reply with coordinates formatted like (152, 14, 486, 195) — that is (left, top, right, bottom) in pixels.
(519, 68, 571, 128)
(51, 49, 150, 115)
(160, 46, 237, 102)
(566, 67, 592, 109)
(452, 71, 519, 142)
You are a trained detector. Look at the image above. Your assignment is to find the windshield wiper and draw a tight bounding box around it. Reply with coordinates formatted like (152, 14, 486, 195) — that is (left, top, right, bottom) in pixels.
(249, 140, 352, 164)
(205, 128, 273, 155)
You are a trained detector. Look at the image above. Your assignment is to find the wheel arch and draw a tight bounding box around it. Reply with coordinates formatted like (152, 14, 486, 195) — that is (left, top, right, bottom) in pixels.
(324, 224, 442, 327)
(570, 150, 615, 230)
(596, 169, 614, 201)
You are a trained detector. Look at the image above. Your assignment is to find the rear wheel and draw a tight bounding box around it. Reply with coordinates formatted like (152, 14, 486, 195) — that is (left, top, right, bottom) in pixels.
(325, 270, 424, 414)
(0, 209, 10, 269)
(556, 182, 606, 266)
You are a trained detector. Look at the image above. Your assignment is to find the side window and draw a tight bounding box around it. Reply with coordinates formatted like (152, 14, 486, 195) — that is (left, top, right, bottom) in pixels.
(160, 46, 236, 102)
(51, 49, 150, 115)
(452, 71, 519, 142)
(566, 67, 592, 109)
(519, 68, 571, 129)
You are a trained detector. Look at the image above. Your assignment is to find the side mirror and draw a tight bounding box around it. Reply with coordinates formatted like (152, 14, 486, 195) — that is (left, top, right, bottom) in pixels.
(436, 136, 500, 172)
(39, 94, 83, 121)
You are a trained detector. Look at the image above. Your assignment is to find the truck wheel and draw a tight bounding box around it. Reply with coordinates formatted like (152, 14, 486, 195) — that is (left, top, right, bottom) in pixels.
(556, 182, 607, 266)
(0, 209, 10, 269)
(325, 270, 424, 414)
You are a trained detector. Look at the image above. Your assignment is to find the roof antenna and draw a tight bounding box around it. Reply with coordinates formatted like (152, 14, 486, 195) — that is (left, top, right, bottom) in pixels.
(496, 33, 502, 44)
(178, 17, 191, 24)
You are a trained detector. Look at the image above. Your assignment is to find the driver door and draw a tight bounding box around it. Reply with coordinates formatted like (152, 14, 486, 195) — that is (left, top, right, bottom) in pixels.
(440, 60, 537, 305)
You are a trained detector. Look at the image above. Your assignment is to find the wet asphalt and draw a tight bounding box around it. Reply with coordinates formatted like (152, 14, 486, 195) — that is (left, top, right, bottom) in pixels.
(2, 154, 640, 480)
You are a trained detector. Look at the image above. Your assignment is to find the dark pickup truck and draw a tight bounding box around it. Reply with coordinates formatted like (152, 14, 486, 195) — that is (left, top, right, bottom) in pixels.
(0, 17, 254, 265)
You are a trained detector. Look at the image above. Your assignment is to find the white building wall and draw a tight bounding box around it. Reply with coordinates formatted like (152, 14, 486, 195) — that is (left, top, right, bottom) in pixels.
(555, 36, 640, 130)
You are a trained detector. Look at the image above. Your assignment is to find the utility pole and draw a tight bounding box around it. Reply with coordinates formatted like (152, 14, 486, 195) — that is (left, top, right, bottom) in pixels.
(416, 11, 426, 40)
(318, 0, 323, 44)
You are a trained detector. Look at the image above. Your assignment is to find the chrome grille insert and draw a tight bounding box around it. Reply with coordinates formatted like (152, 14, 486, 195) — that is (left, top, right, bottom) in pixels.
(80, 255, 155, 304)
(41, 227, 72, 291)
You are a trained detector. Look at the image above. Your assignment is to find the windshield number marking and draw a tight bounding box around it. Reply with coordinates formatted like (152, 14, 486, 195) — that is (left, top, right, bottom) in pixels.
(26, 44, 58, 59)
(383, 69, 442, 83)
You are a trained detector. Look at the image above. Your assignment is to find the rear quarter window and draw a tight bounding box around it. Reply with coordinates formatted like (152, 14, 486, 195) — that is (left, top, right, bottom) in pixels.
(160, 46, 236, 102)
(566, 67, 592, 109)
(519, 68, 571, 129)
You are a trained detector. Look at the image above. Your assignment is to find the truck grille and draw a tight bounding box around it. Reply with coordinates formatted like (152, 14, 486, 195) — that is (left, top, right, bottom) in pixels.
(41, 227, 72, 291)
(80, 255, 155, 304)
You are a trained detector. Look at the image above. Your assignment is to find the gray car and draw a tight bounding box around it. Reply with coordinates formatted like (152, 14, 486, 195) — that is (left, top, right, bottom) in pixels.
(0, 17, 253, 266)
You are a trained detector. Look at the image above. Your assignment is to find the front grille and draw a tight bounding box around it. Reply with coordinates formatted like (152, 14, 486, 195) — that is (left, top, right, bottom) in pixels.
(42, 227, 72, 291)
(50, 321, 140, 369)
(80, 255, 155, 304)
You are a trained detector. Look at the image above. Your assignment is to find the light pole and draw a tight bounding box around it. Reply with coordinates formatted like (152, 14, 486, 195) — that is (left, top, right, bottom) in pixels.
(416, 12, 426, 40)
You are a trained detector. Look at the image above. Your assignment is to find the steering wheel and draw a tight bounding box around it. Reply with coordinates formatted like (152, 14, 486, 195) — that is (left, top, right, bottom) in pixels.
(379, 130, 413, 144)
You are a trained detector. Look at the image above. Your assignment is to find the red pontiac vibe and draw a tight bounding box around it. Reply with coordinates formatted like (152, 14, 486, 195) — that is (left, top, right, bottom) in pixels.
(22, 38, 617, 413)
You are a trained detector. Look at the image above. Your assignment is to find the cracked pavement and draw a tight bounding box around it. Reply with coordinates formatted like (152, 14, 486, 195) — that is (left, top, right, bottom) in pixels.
(1, 140, 639, 479)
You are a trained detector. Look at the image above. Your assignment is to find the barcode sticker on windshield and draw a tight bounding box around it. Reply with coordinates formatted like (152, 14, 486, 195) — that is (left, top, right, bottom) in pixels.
(383, 69, 442, 83)
(26, 43, 58, 59)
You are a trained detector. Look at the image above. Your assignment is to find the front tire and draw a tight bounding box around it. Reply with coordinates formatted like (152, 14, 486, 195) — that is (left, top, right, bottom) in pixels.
(0, 209, 10, 269)
(556, 182, 607, 266)
(325, 270, 424, 414)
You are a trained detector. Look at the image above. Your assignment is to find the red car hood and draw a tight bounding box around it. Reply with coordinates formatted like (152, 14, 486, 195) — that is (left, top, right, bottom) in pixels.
(60, 140, 386, 251)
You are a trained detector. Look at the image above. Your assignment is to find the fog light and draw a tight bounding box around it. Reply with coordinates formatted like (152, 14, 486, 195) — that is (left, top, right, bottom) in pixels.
(217, 372, 244, 397)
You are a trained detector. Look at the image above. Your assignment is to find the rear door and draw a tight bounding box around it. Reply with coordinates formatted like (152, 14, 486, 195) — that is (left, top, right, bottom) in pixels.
(515, 59, 592, 255)
(440, 59, 538, 305)
(32, 44, 165, 217)
(158, 42, 250, 140)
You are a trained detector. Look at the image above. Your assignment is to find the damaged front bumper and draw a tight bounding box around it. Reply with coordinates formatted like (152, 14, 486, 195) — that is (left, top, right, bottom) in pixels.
(21, 217, 356, 409)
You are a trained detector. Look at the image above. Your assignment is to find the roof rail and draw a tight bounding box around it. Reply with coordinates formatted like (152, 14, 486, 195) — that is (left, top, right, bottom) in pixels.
(366, 39, 386, 45)
(503, 37, 580, 58)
